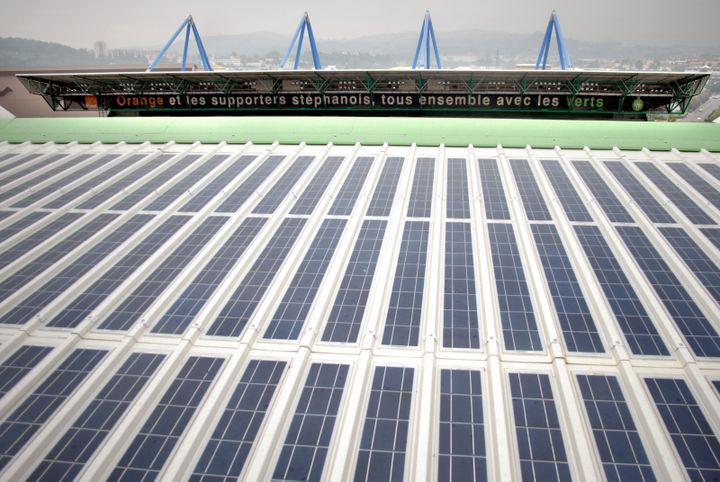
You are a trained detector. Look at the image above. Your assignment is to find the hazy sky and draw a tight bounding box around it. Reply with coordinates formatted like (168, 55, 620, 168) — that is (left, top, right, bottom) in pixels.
(1, 0, 717, 49)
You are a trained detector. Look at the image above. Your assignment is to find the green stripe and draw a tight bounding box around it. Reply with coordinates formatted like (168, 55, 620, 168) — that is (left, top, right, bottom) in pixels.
(1, 117, 719, 151)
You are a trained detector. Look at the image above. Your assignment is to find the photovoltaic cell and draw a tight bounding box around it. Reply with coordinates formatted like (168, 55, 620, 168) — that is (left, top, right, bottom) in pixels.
(354, 366, 414, 482)
(446, 158, 471, 219)
(573, 225, 668, 356)
(180, 155, 257, 213)
(478, 158, 510, 220)
(0, 212, 50, 243)
(0, 152, 22, 164)
(0, 213, 116, 304)
(382, 220, 429, 346)
(264, 218, 347, 340)
(144, 154, 229, 211)
(603, 161, 675, 224)
(0, 154, 67, 194)
(191, 359, 286, 482)
(0, 345, 53, 399)
(11, 154, 121, 208)
(438, 369, 487, 482)
(108, 356, 224, 482)
(407, 157, 435, 218)
(666, 163, 720, 212)
(42, 154, 148, 209)
(152, 217, 267, 335)
(658, 226, 720, 305)
(443, 222, 481, 349)
(207, 217, 307, 337)
(46, 215, 189, 328)
(635, 162, 715, 225)
(577, 375, 655, 482)
(0, 348, 108, 472)
(252, 155, 314, 214)
(110, 154, 201, 210)
(273, 363, 348, 482)
(322, 219, 387, 343)
(509, 159, 552, 221)
(366, 157, 404, 217)
(616, 225, 720, 357)
(0, 211, 12, 222)
(488, 223, 542, 352)
(212, 155, 284, 213)
(29, 352, 166, 482)
(98, 216, 228, 331)
(645, 377, 720, 481)
(0, 214, 155, 325)
(0, 153, 42, 179)
(509, 373, 571, 482)
(290, 156, 344, 215)
(74, 154, 174, 209)
(328, 156, 375, 216)
(531, 224, 604, 353)
(572, 161, 634, 223)
(699, 163, 720, 182)
(0, 154, 90, 204)
(541, 160, 593, 222)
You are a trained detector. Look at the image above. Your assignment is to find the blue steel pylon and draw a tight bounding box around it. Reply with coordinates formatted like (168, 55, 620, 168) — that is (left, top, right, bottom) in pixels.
(147, 15, 212, 72)
(412, 11, 442, 69)
(535, 11, 572, 70)
(280, 12, 322, 70)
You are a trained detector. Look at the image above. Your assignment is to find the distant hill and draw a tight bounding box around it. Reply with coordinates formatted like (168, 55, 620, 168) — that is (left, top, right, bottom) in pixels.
(0, 37, 96, 66)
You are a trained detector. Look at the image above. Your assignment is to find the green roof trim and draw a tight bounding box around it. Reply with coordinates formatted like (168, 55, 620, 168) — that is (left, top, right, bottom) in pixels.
(1, 116, 719, 151)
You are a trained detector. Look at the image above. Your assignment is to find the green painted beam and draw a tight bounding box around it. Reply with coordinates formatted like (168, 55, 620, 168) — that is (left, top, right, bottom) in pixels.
(1, 116, 719, 151)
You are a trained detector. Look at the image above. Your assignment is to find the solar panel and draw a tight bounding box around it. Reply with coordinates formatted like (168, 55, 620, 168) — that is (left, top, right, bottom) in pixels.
(366, 157, 405, 217)
(444, 222, 481, 349)
(252, 155, 314, 214)
(0, 345, 53, 399)
(0, 212, 50, 243)
(603, 161, 675, 224)
(478, 158, 510, 220)
(290, 156, 344, 215)
(572, 161, 633, 223)
(699, 163, 720, 182)
(446, 158, 471, 219)
(0, 154, 90, 204)
(191, 154, 266, 212)
(541, 160, 592, 222)
(666, 163, 720, 212)
(407, 157, 435, 218)
(329, 156, 375, 216)
(510, 159, 552, 221)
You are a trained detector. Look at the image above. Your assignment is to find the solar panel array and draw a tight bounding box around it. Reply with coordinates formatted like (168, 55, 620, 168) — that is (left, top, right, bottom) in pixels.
(0, 141, 718, 481)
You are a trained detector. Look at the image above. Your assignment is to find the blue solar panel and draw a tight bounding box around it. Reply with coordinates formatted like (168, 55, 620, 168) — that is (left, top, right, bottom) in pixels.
(645, 377, 720, 481)
(191, 359, 286, 482)
(531, 224, 604, 353)
(98, 216, 228, 331)
(509, 373, 571, 482)
(0, 345, 53, 399)
(443, 222, 481, 349)
(577, 375, 656, 482)
(144, 154, 229, 211)
(666, 163, 720, 213)
(354, 366, 414, 482)
(478, 159, 510, 220)
(616, 226, 720, 357)
(701, 227, 720, 251)
(77, 154, 175, 209)
(573, 225, 668, 356)
(322, 219, 387, 343)
(699, 163, 720, 182)
(635, 162, 715, 225)
(290, 156, 344, 215)
(0, 153, 42, 176)
(488, 223, 542, 352)
(382, 220, 429, 346)
(29, 352, 166, 482)
(509, 159, 552, 221)
(658, 226, 720, 306)
(264, 218, 347, 340)
(438, 369, 487, 482)
(46, 215, 189, 328)
(42, 155, 149, 209)
(207, 217, 307, 337)
(152, 217, 267, 335)
(366, 157, 405, 217)
(407, 158, 435, 218)
(0, 154, 66, 194)
(603, 161, 675, 224)
(10, 154, 120, 208)
(329, 156, 375, 216)
(253, 155, 314, 214)
(446, 158, 471, 219)
(0, 154, 92, 204)
(0, 212, 50, 243)
(216, 156, 285, 213)
(0, 211, 12, 222)
(273, 363, 349, 482)
(541, 160, 593, 222)
(0, 214, 154, 325)
(110, 154, 201, 210)
(180, 155, 256, 213)
(572, 161, 634, 223)
(0, 348, 108, 471)
(109, 356, 224, 482)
